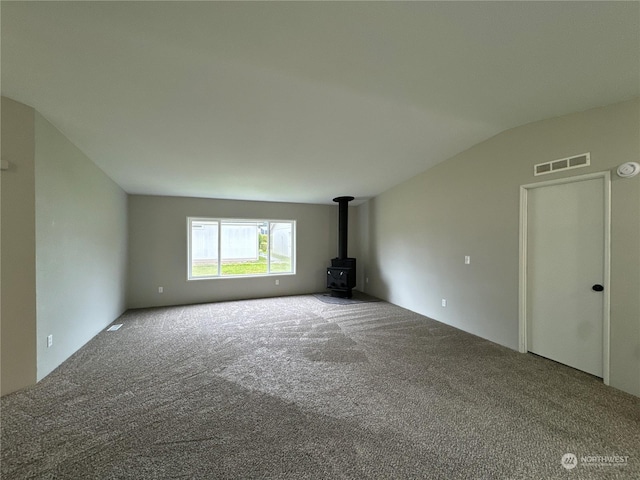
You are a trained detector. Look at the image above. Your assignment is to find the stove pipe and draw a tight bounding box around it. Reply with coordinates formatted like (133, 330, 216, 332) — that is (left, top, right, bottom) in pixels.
(333, 196, 354, 259)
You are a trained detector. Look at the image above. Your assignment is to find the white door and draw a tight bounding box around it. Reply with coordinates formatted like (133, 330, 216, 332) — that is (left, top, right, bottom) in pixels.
(526, 177, 605, 377)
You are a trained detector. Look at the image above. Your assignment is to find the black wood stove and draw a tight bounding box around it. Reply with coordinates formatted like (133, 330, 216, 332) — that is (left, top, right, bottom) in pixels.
(327, 196, 356, 298)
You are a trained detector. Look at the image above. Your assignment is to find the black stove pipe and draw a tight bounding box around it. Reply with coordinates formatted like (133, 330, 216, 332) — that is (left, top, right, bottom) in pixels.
(333, 196, 354, 259)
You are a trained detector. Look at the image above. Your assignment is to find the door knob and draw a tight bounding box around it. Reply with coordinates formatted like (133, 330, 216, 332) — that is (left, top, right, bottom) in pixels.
(592, 284, 604, 292)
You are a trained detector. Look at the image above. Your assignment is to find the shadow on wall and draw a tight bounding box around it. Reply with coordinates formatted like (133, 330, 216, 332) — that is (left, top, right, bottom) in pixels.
(363, 197, 390, 301)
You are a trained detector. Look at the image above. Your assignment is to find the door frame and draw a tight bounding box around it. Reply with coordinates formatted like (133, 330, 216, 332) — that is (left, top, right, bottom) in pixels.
(518, 171, 611, 385)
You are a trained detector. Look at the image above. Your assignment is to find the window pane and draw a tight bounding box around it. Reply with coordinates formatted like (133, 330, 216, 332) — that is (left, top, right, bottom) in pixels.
(220, 221, 267, 276)
(191, 221, 218, 277)
(188, 217, 295, 280)
(270, 222, 293, 273)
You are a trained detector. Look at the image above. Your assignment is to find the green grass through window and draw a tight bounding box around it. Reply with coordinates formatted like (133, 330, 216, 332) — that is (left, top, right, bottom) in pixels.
(192, 255, 291, 277)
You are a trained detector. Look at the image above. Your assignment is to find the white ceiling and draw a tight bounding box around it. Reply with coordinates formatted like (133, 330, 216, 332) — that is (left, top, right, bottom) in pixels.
(2, 1, 638, 205)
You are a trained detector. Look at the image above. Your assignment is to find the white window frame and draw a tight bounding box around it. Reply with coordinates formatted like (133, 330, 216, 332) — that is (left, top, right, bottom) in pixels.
(187, 217, 296, 280)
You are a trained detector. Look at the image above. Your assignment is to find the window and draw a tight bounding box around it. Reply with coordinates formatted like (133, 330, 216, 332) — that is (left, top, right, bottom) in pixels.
(188, 217, 295, 279)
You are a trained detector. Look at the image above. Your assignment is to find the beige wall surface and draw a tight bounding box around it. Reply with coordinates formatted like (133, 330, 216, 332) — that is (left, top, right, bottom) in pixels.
(34, 113, 128, 381)
(1, 97, 38, 395)
(127, 195, 340, 308)
(358, 99, 640, 396)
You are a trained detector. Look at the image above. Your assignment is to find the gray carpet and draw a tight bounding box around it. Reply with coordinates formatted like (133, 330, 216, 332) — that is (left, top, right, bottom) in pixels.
(2, 295, 638, 479)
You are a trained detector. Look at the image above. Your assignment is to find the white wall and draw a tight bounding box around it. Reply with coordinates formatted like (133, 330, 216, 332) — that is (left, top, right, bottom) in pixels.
(1, 97, 38, 395)
(127, 195, 339, 308)
(34, 112, 128, 381)
(358, 99, 640, 396)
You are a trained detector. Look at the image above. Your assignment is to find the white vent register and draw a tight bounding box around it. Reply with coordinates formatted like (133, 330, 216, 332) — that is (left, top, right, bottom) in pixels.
(534, 153, 590, 176)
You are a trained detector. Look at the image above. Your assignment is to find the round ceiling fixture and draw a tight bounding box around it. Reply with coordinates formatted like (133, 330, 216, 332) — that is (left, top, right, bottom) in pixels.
(616, 162, 640, 178)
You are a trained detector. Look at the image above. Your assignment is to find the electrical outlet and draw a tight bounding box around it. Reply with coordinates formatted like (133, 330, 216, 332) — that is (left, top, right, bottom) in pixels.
(158, 286, 164, 293)
(441, 299, 447, 307)
(366, 277, 369, 284)
(275, 279, 280, 286)
(465, 256, 471, 264)
(47, 335, 53, 348)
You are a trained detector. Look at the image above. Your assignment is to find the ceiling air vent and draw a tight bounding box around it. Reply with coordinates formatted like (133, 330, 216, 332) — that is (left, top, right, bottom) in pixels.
(534, 153, 590, 176)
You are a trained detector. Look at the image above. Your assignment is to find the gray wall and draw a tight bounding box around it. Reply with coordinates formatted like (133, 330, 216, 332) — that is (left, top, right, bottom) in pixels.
(127, 195, 340, 308)
(357, 98, 640, 396)
(1, 97, 38, 395)
(34, 112, 128, 381)
(1, 97, 128, 395)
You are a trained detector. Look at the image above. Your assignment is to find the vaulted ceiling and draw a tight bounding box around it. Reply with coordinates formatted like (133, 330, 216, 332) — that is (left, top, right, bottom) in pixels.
(2, 1, 638, 204)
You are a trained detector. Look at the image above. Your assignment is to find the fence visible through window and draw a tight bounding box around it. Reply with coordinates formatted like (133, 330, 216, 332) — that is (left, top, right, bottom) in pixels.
(188, 218, 295, 279)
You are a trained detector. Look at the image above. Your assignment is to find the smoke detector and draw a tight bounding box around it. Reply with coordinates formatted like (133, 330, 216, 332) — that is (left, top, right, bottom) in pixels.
(616, 162, 640, 178)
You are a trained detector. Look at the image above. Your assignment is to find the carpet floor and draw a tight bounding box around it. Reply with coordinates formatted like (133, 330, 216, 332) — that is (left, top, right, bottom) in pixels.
(1, 295, 638, 479)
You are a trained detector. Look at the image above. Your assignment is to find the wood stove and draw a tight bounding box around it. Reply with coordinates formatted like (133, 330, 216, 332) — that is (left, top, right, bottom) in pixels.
(327, 196, 356, 298)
